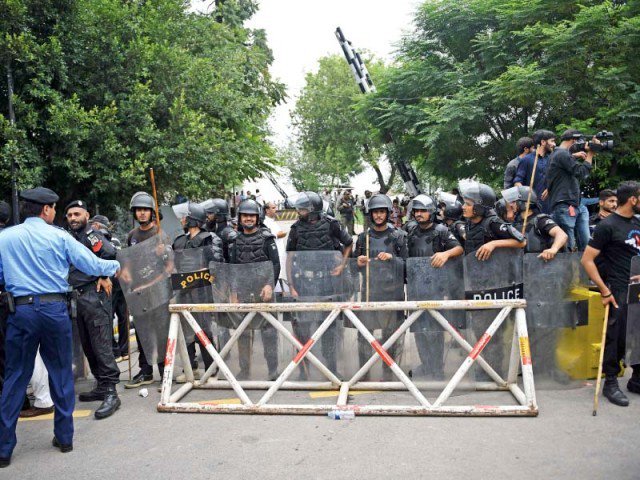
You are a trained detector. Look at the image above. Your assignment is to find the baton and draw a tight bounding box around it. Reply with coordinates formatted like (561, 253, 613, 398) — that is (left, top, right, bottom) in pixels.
(126, 307, 132, 381)
(592, 303, 610, 416)
(149, 168, 162, 236)
(365, 229, 370, 302)
(520, 150, 540, 236)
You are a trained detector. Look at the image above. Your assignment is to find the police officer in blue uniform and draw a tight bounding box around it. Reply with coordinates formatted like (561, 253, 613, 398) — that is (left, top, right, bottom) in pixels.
(65, 200, 122, 419)
(0, 188, 120, 468)
(0, 201, 10, 393)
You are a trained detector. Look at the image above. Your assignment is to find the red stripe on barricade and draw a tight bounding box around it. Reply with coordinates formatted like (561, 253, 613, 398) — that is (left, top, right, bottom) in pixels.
(469, 333, 492, 360)
(293, 339, 315, 364)
(164, 338, 176, 367)
(196, 330, 211, 348)
(371, 340, 394, 367)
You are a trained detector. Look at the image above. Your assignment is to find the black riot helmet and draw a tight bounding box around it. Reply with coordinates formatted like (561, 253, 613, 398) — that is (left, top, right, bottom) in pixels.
(306, 192, 324, 217)
(502, 185, 538, 214)
(129, 191, 155, 212)
(238, 199, 261, 216)
(186, 201, 207, 227)
(211, 198, 230, 219)
(368, 193, 392, 224)
(495, 198, 508, 222)
(437, 192, 463, 221)
(410, 194, 436, 215)
(460, 182, 496, 217)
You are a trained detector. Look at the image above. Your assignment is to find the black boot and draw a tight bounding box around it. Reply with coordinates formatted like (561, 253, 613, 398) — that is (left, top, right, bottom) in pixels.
(603, 376, 629, 407)
(627, 372, 640, 394)
(94, 385, 121, 419)
(78, 384, 106, 402)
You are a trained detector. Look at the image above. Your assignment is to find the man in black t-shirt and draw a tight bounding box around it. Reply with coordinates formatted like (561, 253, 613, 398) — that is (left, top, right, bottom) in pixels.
(582, 181, 640, 407)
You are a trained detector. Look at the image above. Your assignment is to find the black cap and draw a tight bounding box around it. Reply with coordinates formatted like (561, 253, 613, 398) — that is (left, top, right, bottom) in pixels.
(65, 200, 89, 214)
(90, 214, 110, 226)
(20, 187, 59, 205)
(0, 201, 10, 222)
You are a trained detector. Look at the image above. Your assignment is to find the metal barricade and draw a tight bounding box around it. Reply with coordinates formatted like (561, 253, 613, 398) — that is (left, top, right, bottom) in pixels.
(158, 298, 537, 417)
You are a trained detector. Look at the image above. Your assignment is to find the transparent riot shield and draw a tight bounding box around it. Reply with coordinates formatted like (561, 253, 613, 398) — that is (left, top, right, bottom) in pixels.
(172, 247, 218, 345)
(464, 248, 523, 381)
(209, 261, 278, 380)
(117, 233, 174, 364)
(524, 252, 589, 387)
(159, 205, 183, 241)
(626, 256, 640, 366)
(347, 257, 405, 381)
(406, 256, 467, 381)
(284, 251, 353, 380)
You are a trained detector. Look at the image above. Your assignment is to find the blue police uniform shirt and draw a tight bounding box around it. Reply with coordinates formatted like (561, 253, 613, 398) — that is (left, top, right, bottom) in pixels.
(0, 217, 120, 297)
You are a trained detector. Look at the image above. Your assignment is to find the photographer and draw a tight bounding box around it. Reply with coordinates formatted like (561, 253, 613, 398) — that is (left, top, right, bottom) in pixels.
(546, 129, 598, 251)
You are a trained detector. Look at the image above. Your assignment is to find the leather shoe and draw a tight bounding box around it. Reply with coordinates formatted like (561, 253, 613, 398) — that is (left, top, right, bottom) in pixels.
(52, 436, 73, 453)
(627, 376, 640, 394)
(78, 387, 106, 402)
(0, 457, 10, 468)
(94, 386, 121, 419)
(603, 378, 629, 407)
(19, 405, 54, 418)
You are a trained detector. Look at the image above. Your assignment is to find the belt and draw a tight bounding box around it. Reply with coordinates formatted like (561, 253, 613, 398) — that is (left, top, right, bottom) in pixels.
(15, 293, 68, 306)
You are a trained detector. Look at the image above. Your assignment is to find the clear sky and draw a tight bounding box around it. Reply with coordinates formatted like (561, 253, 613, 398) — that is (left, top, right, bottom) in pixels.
(192, 0, 422, 198)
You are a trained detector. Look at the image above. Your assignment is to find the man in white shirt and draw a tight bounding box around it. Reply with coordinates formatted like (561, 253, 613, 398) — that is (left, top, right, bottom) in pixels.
(263, 201, 288, 288)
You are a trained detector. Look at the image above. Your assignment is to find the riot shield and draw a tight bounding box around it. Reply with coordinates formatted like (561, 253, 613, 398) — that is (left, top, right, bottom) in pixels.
(524, 252, 589, 387)
(172, 247, 218, 343)
(626, 256, 640, 366)
(283, 251, 353, 379)
(159, 205, 183, 241)
(208, 261, 279, 380)
(117, 233, 174, 364)
(464, 248, 523, 380)
(406, 257, 466, 380)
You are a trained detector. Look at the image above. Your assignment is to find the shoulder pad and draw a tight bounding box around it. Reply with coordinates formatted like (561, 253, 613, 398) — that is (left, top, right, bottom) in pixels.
(260, 226, 275, 239)
(225, 229, 238, 242)
(434, 223, 449, 234)
(391, 226, 407, 239)
(498, 221, 525, 242)
(325, 215, 338, 222)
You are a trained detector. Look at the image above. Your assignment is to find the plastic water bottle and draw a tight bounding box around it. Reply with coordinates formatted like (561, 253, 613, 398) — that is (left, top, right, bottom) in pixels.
(327, 410, 355, 420)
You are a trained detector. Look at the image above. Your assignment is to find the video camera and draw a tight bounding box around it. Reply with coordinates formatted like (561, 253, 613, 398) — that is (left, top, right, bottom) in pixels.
(568, 131, 614, 153)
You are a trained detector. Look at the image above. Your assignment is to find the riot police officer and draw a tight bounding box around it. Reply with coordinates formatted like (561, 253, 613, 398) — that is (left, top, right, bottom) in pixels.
(65, 200, 121, 419)
(124, 191, 168, 388)
(500, 186, 568, 260)
(461, 183, 526, 257)
(203, 198, 237, 262)
(354, 194, 408, 380)
(406, 194, 463, 379)
(286, 191, 353, 378)
(437, 192, 466, 244)
(172, 202, 224, 382)
(230, 200, 281, 380)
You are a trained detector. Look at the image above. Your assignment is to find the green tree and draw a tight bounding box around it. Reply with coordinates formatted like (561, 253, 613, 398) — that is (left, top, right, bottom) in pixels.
(363, 0, 640, 190)
(291, 54, 396, 192)
(0, 0, 284, 219)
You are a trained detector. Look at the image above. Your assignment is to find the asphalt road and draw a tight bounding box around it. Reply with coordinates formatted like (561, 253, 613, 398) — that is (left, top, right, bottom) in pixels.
(7, 367, 640, 480)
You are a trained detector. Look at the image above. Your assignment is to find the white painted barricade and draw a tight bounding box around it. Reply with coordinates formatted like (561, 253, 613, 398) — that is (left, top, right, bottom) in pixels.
(157, 299, 537, 417)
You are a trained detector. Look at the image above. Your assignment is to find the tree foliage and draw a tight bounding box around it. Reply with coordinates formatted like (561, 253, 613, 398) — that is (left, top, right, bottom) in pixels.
(361, 0, 640, 190)
(0, 0, 284, 218)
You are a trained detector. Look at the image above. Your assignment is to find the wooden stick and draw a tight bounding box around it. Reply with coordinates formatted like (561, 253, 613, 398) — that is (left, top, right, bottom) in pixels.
(520, 150, 540, 236)
(149, 167, 162, 235)
(365, 229, 370, 303)
(593, 303, 611, 416)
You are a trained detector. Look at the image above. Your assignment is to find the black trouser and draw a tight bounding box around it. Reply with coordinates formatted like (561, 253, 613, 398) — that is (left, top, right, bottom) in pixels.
(137, 338, 164, 378)
(111, 286, 129, 358)
(75, 287, 120, 388)
(292, 319, 339, 373)
(357, 324, 403, 377)
(414, 331, 445, 378)
(238, 325, 278, 374)
(604, 289, 639, 377)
